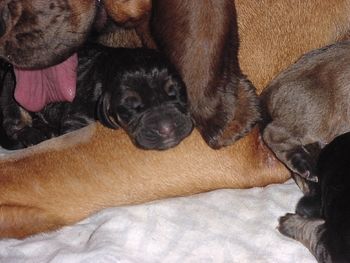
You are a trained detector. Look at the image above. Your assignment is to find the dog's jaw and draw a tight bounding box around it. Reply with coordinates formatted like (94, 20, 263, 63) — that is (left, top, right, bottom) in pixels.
(13, 54, 78, 112)
(131, 109, 194, 151)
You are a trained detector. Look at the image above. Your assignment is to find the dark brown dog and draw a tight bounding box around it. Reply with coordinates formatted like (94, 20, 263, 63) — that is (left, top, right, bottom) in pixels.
(261, 40, 350, 183)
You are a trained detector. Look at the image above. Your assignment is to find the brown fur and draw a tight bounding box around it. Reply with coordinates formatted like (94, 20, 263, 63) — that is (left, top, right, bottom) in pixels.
(0, 0, 350, 238)
(103, 0, 151, 27)
(151, 0, 260, 148)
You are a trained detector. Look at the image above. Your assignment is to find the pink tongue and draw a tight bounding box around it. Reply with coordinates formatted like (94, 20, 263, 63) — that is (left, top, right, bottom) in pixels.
(14, 53, 78, 112)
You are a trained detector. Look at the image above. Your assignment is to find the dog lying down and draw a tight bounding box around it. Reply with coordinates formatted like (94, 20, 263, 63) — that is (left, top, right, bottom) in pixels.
(0, 45, 193, 150)
(261, 40, 350, 183)
(278, 131, 350, 263)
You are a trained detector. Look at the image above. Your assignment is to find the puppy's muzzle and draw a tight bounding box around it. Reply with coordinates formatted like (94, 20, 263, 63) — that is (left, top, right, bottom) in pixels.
(134, 109, 193, 150)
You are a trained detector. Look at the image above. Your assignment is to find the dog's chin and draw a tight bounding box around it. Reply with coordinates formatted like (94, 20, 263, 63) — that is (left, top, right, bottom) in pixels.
(133, 122, 193, 151)
(136, 138, 182, 151)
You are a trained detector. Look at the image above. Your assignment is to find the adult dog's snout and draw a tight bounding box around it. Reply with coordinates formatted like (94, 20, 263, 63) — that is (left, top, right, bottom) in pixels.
(0, 18, 5, 38)
(0, 15, 6, 38)
(0, 4, 9, 38)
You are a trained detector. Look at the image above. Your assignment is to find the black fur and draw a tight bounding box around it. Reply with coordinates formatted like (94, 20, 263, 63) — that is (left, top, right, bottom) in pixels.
(279, 132, 350, 262)
(0, 45, 193, 150)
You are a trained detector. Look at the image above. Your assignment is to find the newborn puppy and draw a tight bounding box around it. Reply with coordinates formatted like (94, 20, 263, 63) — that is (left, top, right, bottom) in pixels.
(278, 131, 350, 263)
(0, 45, 193, 150)
(261, 40, 350, 183)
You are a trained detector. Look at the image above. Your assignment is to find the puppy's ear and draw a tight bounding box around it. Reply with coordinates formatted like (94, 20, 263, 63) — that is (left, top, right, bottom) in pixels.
(96, 92, 120, 129)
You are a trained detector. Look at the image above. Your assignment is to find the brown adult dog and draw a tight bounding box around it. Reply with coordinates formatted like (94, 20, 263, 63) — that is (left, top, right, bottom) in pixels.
(0, 0, 350, 238)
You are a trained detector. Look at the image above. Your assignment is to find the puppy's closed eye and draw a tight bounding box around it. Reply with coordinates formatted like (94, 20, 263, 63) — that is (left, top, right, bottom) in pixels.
(122, 91, 144, 111)
(96, 92, 120, 129)
(163, 77, 187, 102)
(164, 83, 177, 98)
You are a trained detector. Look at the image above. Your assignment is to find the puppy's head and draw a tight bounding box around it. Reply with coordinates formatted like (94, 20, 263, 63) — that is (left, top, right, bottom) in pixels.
(97, 49, 193, 150)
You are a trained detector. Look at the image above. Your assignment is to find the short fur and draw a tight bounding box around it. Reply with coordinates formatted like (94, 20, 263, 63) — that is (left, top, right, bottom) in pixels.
(278, 132, 350, 263)
(261, 40, 350, 182)
(151, 0, 261, 148)
(0, 45, 192, 150)
(1, 0, 350, 238)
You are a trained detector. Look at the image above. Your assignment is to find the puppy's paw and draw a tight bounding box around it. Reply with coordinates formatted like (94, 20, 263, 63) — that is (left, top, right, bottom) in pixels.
(289, 150, 318, 182)
(278, 213, 303, 239)
(195, 77, 260, 149)
(292, 174, 309, 194)
(16, 127, 49, 147)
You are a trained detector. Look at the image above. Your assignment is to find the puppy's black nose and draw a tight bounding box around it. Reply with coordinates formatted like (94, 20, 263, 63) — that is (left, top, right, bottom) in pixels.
(157, 121, 175, 137)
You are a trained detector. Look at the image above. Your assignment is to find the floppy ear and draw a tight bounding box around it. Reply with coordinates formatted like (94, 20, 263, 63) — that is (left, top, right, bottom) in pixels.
(96, 92, 120, 129)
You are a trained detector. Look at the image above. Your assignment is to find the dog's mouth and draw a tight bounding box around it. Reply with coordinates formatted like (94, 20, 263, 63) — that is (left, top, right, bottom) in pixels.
(13, 54, 78, 112)
(7, 0, 110, 113)
(0, 0, 106, 112)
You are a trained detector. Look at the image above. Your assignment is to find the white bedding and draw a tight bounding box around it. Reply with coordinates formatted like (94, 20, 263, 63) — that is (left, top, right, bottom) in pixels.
(0, 179, 316, 263)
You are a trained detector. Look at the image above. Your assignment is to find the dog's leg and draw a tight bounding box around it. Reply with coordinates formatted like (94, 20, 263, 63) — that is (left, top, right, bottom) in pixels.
(278, 213, 331, 263)
(262, 122, 318, 182)
(0, 205, 65, 239)
(151, 0, 260, 149)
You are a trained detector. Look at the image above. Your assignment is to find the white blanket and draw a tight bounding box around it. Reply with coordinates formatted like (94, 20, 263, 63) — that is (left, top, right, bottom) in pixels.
(0, 179, 316, 263)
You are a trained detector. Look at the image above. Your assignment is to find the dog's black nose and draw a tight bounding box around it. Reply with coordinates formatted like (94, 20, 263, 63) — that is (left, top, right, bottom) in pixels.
(0, 17, 5, 38)
(157, 121, 175, 137)
(0, 7, 8, 38)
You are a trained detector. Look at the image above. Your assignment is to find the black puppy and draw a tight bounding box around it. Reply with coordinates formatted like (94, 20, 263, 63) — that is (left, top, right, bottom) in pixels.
(278, 132, 350, 263)
(0, 45, 193, 150)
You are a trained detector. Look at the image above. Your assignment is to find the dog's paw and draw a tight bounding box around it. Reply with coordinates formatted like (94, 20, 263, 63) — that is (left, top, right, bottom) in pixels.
(278, 213, 304, 239)
(289, 150, 318, 182)
(291, 173, 317, 194)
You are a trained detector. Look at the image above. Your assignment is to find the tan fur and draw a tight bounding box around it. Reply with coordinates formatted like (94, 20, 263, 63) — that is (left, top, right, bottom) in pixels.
(104, 0, 152, 26)
(0, 124, 287, 238)
(237, 0, 350, 92)
(2, 0, 350, 238)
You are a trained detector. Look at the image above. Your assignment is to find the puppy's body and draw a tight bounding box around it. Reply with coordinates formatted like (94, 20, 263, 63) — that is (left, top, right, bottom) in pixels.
(0, 46, 192, 150)
(278, 132, 350, 263)
(262, 40, 350, 181)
